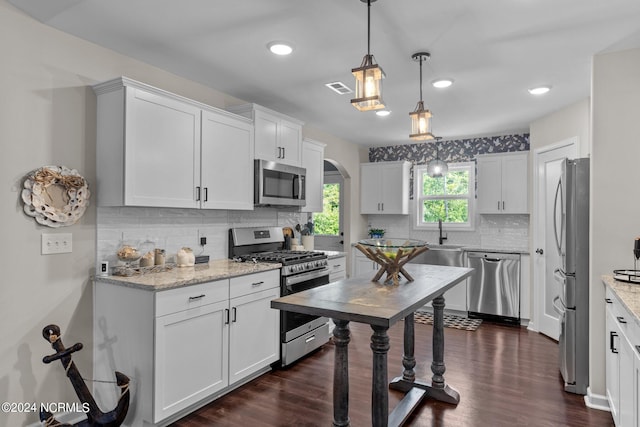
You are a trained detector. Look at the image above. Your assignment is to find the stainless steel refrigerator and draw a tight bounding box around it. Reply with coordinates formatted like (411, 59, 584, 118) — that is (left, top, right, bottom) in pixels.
(552, 158, 589, 395)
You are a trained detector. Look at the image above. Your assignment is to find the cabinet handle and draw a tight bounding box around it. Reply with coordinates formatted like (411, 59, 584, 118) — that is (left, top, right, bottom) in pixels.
(188, 294, 206, 301)
(617, 316, 627, 324)
(502, 201, 505, 210)
(305, 334, 316, 343)
(204, 187, 208, 202)
(232, 307, 237, 322)
(636, 345, 640, 356)
(252, 281, 264, 287)
(277, 147, 283, 159)
(611, 331, 619, 353)
(334, 264, 341, 268)
(497, 201, 501, 210)
(225, 308, 230, 325)
(282, 147, 286, 159)
(196, 186, 201, 201)
(381, 202, 384, 211)
(605, 298, 613, 304)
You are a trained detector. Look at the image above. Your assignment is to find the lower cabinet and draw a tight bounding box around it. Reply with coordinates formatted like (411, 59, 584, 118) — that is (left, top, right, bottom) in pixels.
(327, 256, 346, 282)
(94, 269, 280, 426)
(605, 286, 639, 427)
(352, 248, 378, 277)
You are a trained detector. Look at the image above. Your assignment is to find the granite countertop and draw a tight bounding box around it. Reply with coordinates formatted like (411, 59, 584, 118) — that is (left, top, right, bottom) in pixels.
(94, 258, 281, 291)
(350, 241, 529, 255)
(603, 275, 640, 325)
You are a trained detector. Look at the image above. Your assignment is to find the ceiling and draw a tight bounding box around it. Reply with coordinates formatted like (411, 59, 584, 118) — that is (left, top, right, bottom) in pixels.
(9, 0, 640, 147)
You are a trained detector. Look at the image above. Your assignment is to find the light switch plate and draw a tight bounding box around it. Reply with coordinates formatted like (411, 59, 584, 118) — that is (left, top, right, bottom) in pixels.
(42, 233, 72, 255)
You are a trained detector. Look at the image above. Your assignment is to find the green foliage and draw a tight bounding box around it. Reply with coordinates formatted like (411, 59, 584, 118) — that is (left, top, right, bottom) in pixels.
(313, 183, 340, 235)
(421, 170, 470, 224)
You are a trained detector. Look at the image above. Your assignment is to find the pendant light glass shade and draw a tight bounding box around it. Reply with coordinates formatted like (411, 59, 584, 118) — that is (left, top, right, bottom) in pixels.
(427, 144, 448, 177)
(351, 0, 385, 111)
(351, 55, 385, 111)
(409, 52, 435, 140)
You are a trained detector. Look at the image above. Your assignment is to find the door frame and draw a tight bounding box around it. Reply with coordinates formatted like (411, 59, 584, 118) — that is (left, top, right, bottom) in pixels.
(532, 137, 577, 335)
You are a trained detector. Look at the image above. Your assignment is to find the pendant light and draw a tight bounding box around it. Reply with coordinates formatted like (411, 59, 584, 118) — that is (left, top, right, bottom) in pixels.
(409, 52, 435, 140)
(350, 0, 385, 111)
(427, 139, 448, 177)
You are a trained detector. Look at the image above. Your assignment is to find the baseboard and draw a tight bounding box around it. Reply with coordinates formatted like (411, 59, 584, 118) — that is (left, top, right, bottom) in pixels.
(584, 387, 610, 412)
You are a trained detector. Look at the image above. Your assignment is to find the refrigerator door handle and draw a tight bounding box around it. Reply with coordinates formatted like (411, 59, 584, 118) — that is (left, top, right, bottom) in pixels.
(553, 177, 564, 257)
(552, 295, 565, 316)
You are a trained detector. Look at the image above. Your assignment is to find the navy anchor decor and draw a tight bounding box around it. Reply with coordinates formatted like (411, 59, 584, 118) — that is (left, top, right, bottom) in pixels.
(39, 324, 130, 426)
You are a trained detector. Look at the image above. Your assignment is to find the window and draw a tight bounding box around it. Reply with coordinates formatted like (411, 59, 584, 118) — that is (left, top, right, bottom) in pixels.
(313, 181, 341, 235)
(414, 162, 475, 229)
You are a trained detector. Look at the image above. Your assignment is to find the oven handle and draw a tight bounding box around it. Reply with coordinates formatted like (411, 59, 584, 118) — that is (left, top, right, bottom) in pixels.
(285, 267, 329, 287)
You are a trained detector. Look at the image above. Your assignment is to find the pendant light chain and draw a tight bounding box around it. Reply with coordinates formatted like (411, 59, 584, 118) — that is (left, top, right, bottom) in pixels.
(419, 54, 424, 103)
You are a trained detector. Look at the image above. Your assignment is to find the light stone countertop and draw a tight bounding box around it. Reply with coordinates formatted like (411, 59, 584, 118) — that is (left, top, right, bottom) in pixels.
(319, 250, 347, 259)
(94, 258, 281, 291)
(603, 275, 640, 326)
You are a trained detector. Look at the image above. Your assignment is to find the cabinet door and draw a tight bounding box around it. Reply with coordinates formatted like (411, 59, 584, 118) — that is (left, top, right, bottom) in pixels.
(279, 120, 302, 166)
(501, 154, 529, 213)
(125, 87, 200, 208)
(380, 163, 408, 214)
(154, 300, 229, 422)
(254, 110, 279, 161)
(607, 307, 621, 424)
(301, 139, 325, 213)
(328, 256, 347, 282)
(476, 156, 503, 213)
(360, 164, 382, 214)
(201, 110, 254, 210)
(353, 252, 377, 277)
(229, 287, 280, 385)
(620, 332, 635, 427)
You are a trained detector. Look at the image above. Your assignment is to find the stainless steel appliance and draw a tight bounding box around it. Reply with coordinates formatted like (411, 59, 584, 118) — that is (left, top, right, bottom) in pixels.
(228, 227, 330, 367)
(254, 159, 306, 207)
(467, 251, 521, 323)
(552, 158, 589, 395)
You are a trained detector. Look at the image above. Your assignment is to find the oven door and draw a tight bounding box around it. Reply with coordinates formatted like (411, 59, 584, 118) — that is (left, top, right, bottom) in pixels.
(281, 268, 330, 340)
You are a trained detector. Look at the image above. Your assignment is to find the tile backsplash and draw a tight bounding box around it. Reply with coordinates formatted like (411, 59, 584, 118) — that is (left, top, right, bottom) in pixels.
(97, 206, 307, 267)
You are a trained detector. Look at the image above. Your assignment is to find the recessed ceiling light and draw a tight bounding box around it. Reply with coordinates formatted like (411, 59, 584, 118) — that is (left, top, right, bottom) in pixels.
(432, 79, 453, 89)
(376, 110, 391, 117)
(267, 42, 293, 56)
(528, 86, 551, 95)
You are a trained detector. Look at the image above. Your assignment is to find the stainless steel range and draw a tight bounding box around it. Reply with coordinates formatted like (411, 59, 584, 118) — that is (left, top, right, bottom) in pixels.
(229, 227, 330, 367)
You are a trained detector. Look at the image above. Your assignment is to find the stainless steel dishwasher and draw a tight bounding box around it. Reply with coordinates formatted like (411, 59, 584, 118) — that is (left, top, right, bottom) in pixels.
(467, 251, 521, 323)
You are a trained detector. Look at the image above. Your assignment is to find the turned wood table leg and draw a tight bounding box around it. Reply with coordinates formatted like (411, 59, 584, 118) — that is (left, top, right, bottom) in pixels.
(389, 313, 416, 393)
(428, 295, 460, 404)
(333, 319, 351, 427)
(371, 325, 390, 427)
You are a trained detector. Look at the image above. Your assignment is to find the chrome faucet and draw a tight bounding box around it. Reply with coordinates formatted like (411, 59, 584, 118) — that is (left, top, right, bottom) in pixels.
(438, 219, 448, 245)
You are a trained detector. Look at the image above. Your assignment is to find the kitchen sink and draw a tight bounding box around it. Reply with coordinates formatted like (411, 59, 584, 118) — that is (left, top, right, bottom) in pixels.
(411, 244, 464, 267)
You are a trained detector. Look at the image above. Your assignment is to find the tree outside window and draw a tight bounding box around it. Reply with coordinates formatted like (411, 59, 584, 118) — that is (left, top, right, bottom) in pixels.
(313, 183, 340, 235)
(415, 162, 475, 229)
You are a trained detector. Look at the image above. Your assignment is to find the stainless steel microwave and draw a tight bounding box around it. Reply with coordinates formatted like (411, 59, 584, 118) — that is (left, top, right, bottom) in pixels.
(254, 159, 306, 207)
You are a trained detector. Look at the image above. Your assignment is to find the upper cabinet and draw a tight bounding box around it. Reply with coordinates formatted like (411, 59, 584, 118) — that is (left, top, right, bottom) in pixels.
(360, 161, 410, 215)
(301, 138, 326, 213)
(93, 77, 254, 210)
(476, 152, 529, 214)
(228, 104, 303, 167)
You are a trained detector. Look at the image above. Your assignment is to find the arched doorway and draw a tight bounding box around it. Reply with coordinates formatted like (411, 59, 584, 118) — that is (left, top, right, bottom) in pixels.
(312, 160, 347, 252)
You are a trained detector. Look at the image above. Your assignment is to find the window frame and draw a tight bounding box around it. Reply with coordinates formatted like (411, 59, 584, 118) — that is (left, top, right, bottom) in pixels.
(413, 161, 475, 231)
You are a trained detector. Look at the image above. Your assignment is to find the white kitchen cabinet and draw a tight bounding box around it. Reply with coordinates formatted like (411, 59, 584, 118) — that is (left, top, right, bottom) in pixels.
(360, 161, 410, 214)
(201, 109, 254, 210)
(93, 77, 253, 210)
(228, 103, 303, 167)
(301, 138, 326, 213)
(327, 256, 347, 282)
(93, 269, 280, 426)
(476, 152, 529, 214)
(228, 271, 280, 385)
(352, 247, 378, 277)
(154, 293, 229, 421)
(605, 287, 638, 426)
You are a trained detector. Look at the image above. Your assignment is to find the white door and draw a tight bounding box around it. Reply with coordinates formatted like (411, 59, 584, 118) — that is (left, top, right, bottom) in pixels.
(533, 138, 576, 339)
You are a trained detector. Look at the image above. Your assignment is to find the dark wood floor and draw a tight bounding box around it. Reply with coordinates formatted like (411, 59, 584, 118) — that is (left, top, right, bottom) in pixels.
(172, 320, 613, 427)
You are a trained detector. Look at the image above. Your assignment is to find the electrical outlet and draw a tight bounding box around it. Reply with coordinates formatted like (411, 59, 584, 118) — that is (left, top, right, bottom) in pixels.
(198, 230, 207, 246)
(42, 233, 73, 255)
(200, 236, 207, 246)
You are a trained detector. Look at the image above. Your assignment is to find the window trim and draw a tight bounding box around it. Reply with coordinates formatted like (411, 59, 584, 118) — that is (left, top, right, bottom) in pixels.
(413, 161, 475, 230)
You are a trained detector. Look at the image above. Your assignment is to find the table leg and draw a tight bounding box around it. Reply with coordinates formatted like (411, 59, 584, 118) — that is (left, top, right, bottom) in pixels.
(428, 295, 460, 404)
(333, 319, 351, 427)
(371, 325, 390, 427)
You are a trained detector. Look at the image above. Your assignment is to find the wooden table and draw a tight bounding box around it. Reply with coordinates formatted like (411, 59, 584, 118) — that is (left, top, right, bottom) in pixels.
(271, 264, 473, 427)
